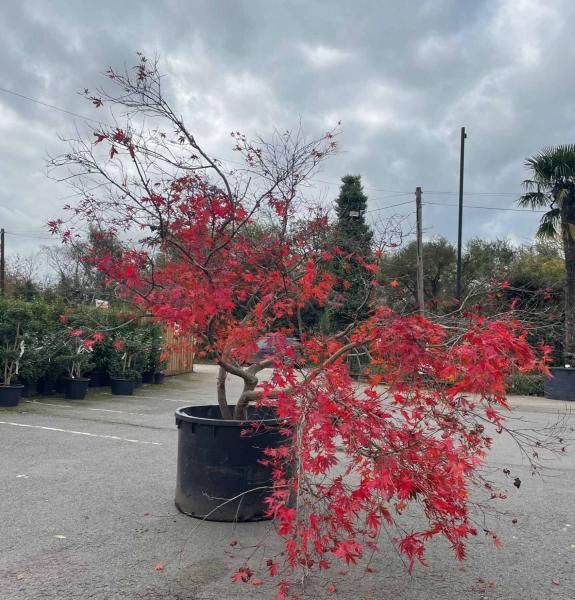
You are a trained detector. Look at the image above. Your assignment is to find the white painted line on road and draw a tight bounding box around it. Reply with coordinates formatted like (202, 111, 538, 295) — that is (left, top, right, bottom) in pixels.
(25, 400, 149, 417)
(0, 421, 162, 445)
(101, 392, 184, 403)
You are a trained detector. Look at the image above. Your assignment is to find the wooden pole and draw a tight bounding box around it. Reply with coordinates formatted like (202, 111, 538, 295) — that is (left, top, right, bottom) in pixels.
(415, 187, 424, 314)
(0, 228, 5, 296)
(456, 127, 467, 301)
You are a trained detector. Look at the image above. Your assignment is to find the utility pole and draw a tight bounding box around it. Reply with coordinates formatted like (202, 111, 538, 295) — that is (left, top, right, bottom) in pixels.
(0, 228, 5, 296)
(415, 187, 424, 315)
(455, 126, 467, 302)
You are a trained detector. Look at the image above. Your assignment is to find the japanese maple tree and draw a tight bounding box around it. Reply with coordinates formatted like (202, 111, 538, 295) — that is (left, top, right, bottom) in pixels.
(50, 55, 558, 598)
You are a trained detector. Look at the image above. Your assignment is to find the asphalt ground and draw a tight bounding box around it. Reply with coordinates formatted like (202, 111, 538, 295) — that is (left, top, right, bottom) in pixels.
(0, 364, 574, 600)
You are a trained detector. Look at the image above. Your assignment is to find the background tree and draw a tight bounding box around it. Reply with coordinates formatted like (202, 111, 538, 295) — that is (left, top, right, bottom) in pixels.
(461, 239, 514, 292)
(381, 237, 455, 311)
(44, 226, 123, 305)
(324, 175, 374, 332)
(519, 145, 575, 363)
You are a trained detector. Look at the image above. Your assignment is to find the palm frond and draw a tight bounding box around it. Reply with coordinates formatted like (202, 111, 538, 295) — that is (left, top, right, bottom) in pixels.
(518, 190, 551, 208)
(535, 208, 561, 240)
(524, 145, 575, 185)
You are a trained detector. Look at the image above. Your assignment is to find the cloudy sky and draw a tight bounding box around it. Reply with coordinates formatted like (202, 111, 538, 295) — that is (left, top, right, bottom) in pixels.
(0, 0, 573, 260)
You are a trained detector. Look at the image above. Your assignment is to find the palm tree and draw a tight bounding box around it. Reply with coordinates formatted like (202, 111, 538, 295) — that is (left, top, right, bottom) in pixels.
(519, 145, 575, 364)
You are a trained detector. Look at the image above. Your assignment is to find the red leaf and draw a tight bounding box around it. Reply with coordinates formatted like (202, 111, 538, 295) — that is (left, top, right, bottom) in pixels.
(154, 564, 165, 572)
(551, 579, 560, 586)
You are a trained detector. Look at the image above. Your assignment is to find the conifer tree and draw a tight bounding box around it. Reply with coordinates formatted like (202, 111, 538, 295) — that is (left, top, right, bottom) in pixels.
(325, 175, 374, 332)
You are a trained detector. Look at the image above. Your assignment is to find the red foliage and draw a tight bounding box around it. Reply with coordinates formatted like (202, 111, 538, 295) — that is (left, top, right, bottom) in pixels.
(53, 56, 551, 598)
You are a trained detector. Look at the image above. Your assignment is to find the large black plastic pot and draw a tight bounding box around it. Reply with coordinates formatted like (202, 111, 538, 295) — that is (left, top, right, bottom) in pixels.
(142, 370, 155, 384)
(88, 369, 109, 388)
(110, 377, 135, 396)
(544, 367, 575, 401)
(38, 378, 56, 396)
(153, 372, 165, 385)
(64, 378, 90, 400)
(0, 385, 24, 407)
(175, 405, 287, 522)
(21, 381, 38, 398)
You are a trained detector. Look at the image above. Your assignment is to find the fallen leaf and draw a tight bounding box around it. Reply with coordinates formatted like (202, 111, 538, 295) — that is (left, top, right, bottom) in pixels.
(54, 535, 66, 539)
(251, 578, 263, 586)
(551, 579, 560, 586)
(327, 583, 337, 593)
(513, 477, 521, 489)
(511, 518, 518, 524)
(154, 564, 165, 572)
(16, 574, 24, 581)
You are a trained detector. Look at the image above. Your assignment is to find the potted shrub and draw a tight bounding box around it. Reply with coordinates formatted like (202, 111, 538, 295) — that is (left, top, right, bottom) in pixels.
(57, 328, 96, 400)
(141, 323, 167, 383)
(53, 56, 557, 596)
(0, 304, 29, 407)
(16, 334, 46, 398)
(107, 335, 139, 396)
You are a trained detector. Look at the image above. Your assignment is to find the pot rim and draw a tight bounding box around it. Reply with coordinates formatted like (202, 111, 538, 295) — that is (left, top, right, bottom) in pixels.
(175, 404, 283, 427)
(0, 384, 24, 389)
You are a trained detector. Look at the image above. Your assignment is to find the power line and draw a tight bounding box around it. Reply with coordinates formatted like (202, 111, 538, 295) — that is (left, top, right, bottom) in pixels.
(0, 85, 526, 196)
(0, 85, 104, 126)
(366, 198, 414, 214)
(424, 201, 546, 213)
(4, 231, 55, 240)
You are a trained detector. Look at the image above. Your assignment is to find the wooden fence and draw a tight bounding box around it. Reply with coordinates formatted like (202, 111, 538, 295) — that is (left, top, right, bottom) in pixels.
(163, 326, 195, 375)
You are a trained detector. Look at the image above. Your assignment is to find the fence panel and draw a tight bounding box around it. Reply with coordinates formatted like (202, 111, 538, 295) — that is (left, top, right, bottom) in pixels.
(163, 326, 195, 375)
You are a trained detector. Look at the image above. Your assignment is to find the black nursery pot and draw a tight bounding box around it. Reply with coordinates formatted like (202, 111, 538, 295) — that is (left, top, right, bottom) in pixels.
(64, 377, 90, 400)
(21, 381, 38, 398)
(88, 369, 109, 388)
(544, 367, 575, 401)
(134, 374, 143, 388)
(142, 370, 155, 384)
(174, 405, 287, 522)
(153, 372, 165, 385)
(38, 378, 57, 396)
(0, 385, 24, 407)
(110, 377, 136, 396)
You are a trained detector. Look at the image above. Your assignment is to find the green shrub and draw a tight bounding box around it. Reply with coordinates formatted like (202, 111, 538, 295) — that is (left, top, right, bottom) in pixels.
(506, 372, 545, 396)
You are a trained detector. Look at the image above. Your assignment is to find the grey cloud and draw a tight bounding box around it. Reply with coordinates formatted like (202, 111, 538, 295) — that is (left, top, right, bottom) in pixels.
(0, 0, 573, 259)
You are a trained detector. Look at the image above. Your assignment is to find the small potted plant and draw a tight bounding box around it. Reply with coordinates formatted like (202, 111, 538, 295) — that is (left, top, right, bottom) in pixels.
(0, 304, 32, 407)
(108, 334, 139, 395)
(16, 334, 46, 397)
(141, 323, 169, 384)
(87, 331, 110, 387)
(57, 328, 95, 400)
(153, 352, 168, 384)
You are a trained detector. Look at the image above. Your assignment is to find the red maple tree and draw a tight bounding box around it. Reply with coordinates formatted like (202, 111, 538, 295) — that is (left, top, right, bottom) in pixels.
(50, 55, 556, 598)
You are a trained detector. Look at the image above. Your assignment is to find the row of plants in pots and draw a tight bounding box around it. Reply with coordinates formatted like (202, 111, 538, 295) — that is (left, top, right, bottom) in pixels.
(0, 299, 169, 407)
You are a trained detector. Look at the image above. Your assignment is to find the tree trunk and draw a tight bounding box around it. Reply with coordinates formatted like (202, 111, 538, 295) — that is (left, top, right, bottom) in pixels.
(563, 214, 575, 363)
(216, 366, 233, 420)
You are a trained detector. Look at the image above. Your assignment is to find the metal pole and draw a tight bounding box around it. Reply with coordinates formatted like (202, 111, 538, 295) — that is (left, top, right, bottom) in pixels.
(456, 127, 467, 302)
(415, 187, 424, 314)
(0, 228, 5, 296)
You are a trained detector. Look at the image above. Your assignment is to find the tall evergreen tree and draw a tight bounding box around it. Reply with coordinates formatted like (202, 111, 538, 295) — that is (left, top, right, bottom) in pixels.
(325, 175, 374, 332)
